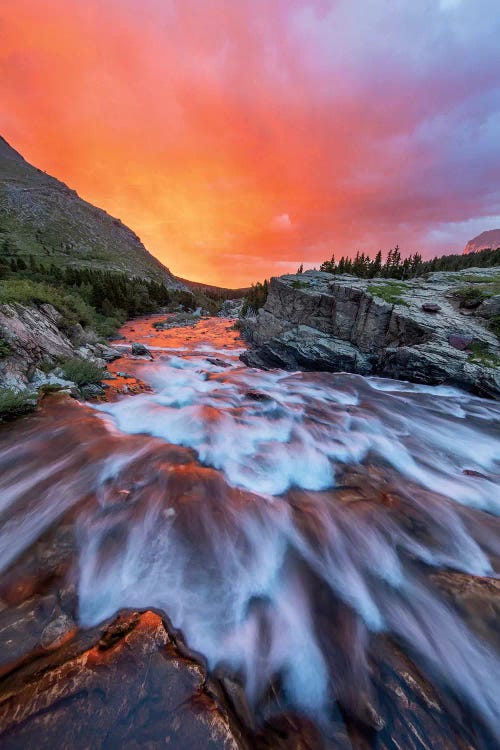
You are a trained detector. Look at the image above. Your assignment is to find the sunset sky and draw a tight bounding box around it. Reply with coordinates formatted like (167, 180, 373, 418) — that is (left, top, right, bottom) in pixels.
(1, 0, 499, 286)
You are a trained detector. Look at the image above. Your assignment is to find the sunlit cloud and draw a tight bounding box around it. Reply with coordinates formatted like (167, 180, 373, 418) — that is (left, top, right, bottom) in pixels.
(270, 214, 293, 231)
(1, 0, 499, 286)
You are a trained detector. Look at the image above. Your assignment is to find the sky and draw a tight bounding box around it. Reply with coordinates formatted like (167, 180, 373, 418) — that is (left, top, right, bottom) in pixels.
(1, 0, 500, 286)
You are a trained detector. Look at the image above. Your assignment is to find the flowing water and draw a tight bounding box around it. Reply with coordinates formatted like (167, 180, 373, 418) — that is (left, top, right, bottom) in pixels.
(0, 315, 499, 745)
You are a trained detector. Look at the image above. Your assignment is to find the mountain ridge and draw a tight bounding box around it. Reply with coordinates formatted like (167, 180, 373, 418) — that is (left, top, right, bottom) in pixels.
(0, 135, 185, 289)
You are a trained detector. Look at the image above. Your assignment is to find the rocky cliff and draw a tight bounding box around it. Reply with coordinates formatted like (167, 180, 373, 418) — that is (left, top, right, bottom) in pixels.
(0, 136, 185, 288)
(463, 229, 500, 254)
(241, 268, 500, 398)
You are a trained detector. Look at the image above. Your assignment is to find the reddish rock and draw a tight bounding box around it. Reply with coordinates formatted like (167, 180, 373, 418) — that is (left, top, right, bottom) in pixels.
(448, 333, 473, 350)
(0, 611, 250, 750)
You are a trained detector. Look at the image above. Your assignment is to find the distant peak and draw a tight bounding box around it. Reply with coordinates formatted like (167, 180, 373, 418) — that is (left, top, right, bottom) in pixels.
(463, 228, 500, 254)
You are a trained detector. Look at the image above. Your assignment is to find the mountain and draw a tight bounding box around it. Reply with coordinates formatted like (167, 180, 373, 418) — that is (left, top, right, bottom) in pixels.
(178, 277, 249, 299)
(463, 228, 500, 254)
(0, 136, 185, 288)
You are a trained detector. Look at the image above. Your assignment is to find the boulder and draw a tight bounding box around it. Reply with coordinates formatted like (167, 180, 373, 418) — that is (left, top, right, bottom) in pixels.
(448, 333, 473, 350)
(131, 342, 153, 357)
(478, 295, 500, 318)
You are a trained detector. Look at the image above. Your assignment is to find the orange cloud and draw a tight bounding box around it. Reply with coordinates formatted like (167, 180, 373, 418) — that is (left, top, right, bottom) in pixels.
(1, 0, 499, 286)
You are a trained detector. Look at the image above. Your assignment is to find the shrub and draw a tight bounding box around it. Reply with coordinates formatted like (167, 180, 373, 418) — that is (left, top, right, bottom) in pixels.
(0, 278, 96, 327)
(0, 338, 11, 358)
(0, 388, 37, 422)
(241, 280, 269, 317)
(454, 286, 487, 308)
(60, 358, 106, 386)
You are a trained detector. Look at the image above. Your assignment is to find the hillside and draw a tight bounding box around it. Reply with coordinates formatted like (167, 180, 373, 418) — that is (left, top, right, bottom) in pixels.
(177, 277, 249, 299)
(0, 136, 184, 288)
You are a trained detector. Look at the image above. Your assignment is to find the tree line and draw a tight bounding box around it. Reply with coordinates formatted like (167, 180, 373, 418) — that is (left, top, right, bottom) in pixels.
(0, 251, 196, 333)
(242, 246, 500, 315)
(315, 245, 500, 279)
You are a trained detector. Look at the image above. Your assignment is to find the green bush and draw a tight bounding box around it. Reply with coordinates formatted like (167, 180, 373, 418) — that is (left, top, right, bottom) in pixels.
(241, 280, 269, 317)
(0, 388, 37, 422)
(60, 358, 105, 386)
(454, 286, 487, 308)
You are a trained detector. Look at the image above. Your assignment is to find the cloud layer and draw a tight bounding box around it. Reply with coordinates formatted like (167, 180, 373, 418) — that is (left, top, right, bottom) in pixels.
(1, 0, 499, 285)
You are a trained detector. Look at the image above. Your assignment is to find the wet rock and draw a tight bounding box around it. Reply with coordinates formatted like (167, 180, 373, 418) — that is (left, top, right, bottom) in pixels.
(366, 636, 485, 750)
(94, 343, 122, 362)
(207, 357, 232, 368)
(40, 613, 75, 650)
(245, 390, 273, 402)
(430, 571, 500, 650)
(421, 302, 441, 312)
(0, 594, 58, 670)
(131, 342, 153, 357)
(80, 383, 105, 399)
(0, 610, 251, 750)
(241, 325, 373, 375)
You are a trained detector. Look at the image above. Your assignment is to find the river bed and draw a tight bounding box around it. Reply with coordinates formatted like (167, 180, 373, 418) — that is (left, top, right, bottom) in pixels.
(0, 314, 499, 749)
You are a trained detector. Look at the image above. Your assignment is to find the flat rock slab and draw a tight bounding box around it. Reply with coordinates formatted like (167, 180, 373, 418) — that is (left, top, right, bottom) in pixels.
(0, 611, 247, 750)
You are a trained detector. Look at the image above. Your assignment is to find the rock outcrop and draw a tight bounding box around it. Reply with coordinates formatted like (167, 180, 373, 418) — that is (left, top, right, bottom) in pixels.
(463, 228, 500, 254)
(241, 268, 500, 398)
(0, 301, 119, 392)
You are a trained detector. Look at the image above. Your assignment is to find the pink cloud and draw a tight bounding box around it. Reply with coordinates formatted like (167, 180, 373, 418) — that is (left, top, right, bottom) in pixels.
(0, 0, 499, 286)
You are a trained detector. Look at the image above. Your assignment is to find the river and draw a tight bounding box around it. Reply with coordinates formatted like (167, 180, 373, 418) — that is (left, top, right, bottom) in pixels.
(0, 314, 499, 749)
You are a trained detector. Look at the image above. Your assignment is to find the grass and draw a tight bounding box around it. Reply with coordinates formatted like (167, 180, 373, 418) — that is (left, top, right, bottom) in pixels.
(368, 282, 409, 306)
(468, 341, 500, 369)
(0, 388, 37, 422)
(457, 274, 500, 284)
(60, 357, 106, 386)
(490, 315, 500, 339)
(291, 280, 309, 289)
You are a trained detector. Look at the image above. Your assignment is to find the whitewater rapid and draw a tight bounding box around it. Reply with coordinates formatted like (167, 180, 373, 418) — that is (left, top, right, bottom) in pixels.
(0, 316, 499, 741)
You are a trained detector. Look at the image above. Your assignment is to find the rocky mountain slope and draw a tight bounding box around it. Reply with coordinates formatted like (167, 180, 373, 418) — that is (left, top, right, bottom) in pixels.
(241, 268, 500, 398)
(464, 229, 500, 254)
(0, 136, 184, 287)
